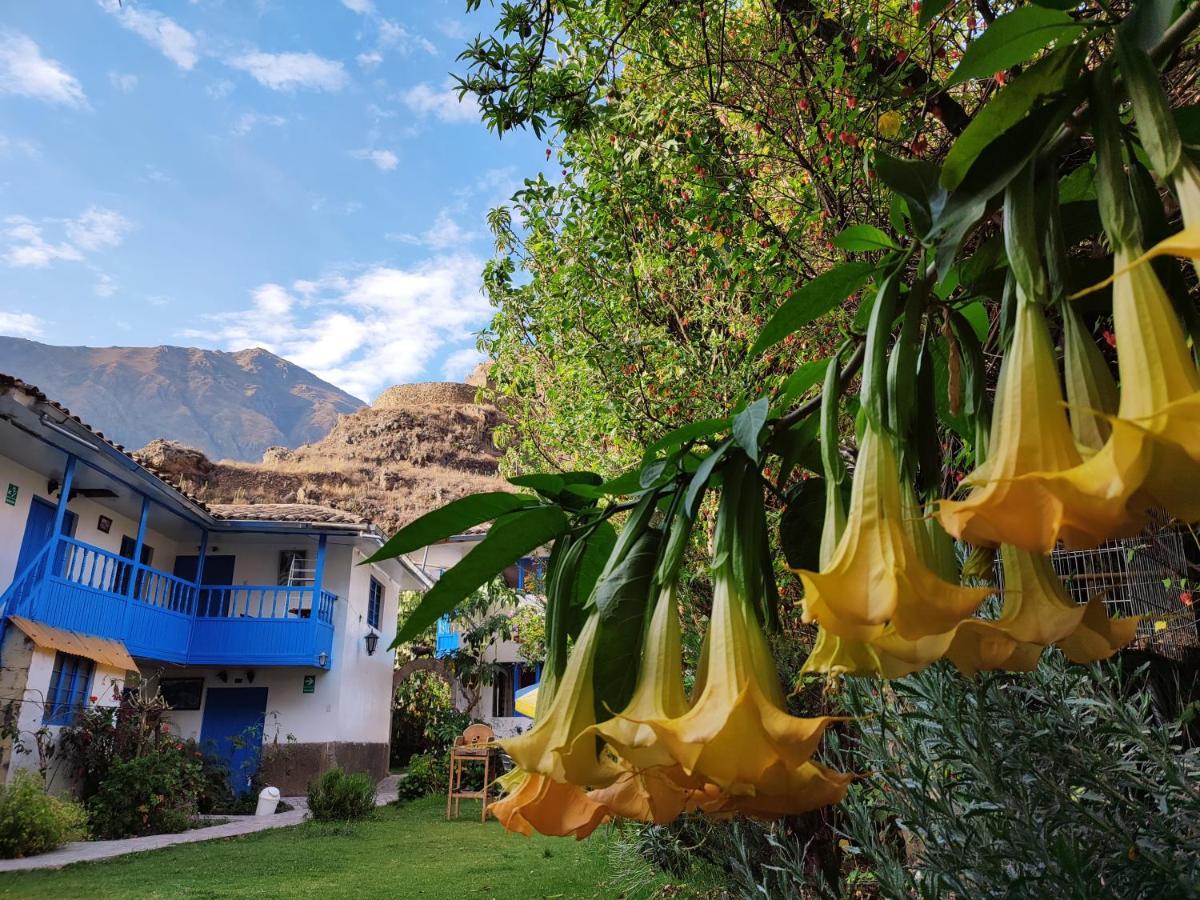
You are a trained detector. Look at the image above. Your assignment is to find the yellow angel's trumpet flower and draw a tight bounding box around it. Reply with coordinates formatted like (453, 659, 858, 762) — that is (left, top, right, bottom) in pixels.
(1057, 593, 1141, 663)
(938, 298, 1144, 551)
(490, 769, 610, 839)
(646, 564, 841, 793)
(694, 760, 852, 820)
(1097, 246, 1200, 520)
(798, 425, 989, 643)
(585, 764, 704, 825)
(1069, 158, 1200, 292)
(593, 586, 690, 771)
(501, 614, 620, 787)
(1061, 300, 1119, 454)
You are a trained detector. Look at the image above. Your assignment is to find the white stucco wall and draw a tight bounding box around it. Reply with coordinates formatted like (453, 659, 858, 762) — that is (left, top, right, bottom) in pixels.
(0, 454, 186, 592)
(5, 639, 127, 790)
(157, 545, 403, 750)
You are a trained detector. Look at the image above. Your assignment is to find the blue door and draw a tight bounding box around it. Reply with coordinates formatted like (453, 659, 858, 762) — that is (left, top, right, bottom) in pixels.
(17, 497, 76, 577)
(200, 687, 269, 795)
(173, 555, 236, 616)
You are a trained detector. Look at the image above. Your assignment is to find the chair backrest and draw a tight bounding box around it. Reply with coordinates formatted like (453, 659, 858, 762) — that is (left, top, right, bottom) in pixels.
(460, 723, 494, 747)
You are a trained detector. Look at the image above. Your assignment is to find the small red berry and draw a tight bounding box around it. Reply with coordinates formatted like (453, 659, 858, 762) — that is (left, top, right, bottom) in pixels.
(896, 50, 909, 63)
(1103, 329, 1117, 348)
(1181, 591, 1194, 607)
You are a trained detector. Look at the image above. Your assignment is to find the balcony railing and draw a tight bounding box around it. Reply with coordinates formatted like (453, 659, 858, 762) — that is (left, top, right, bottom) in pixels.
(1, 536, 336, 668)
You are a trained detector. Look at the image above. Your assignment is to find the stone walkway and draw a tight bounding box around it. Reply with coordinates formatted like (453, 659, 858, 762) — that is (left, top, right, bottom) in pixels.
(0, 776, 399, 873)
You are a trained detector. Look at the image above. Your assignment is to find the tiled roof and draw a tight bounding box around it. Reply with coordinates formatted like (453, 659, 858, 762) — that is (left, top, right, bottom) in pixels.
(1, 374, 366, 530)
(0, 373, 213, 513)
(208, 503, 365, 525)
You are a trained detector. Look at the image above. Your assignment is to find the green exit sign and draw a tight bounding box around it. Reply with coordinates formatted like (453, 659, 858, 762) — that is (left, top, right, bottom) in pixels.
(4, 484, 17, 506)
(302, 675, 315, 694)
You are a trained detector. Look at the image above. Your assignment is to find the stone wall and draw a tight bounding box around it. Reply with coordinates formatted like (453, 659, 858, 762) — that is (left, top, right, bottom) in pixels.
(259, 740, 389, 795)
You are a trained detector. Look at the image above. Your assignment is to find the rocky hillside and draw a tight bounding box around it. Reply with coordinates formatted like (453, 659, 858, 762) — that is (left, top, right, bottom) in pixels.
(137, 382, 508, 533)
(0, 337, 364, 461)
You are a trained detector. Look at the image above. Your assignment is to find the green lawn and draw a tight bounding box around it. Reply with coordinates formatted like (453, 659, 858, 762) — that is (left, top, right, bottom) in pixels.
(0, 796, 716, 899)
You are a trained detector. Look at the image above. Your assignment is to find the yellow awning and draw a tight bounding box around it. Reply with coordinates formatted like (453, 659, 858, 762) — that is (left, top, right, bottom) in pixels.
(9, 617, 138, 671)
(514, 683, 538, 718)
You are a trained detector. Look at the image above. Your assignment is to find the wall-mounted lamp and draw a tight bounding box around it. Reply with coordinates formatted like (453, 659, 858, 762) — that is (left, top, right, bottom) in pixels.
(318, 651, 329, 668)
(364, 631, 379, 656)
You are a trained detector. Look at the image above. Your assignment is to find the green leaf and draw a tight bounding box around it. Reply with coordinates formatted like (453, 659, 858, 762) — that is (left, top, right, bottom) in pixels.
(366, 492, 536, 562)
(779, 478, 827, 573)
(778, 358, 831, 407)
(684, 440, 730, 517)
(874, 153, 944, 240)
(591, 529, 662, 720)
(644, 417, 729, 460)
(834, 224, 897, 252)
(508, 473, 566, 496)
(947, 7, 1086, 87)
(574, 521, 617, 613)
(919, 0, 953, 25)
(751, 262, 873, 356)
(942, 43, 1086, 189)
(393, 506, 569, 644)
(1175, 106, 1200, 146)
(1117, 36, 1183, 180)
(732, 397, 769, 463)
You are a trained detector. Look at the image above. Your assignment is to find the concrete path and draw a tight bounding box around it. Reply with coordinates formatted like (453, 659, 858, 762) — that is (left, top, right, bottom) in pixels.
(0, 775, 400, 873)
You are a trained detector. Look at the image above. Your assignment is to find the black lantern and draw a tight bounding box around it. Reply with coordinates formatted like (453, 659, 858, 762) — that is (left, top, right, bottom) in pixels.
(364, 631, 380, 656)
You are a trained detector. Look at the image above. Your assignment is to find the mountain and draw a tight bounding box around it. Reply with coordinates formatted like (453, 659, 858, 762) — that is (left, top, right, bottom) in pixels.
(137, 381, 508, 533)
(0, 337, 365, 460)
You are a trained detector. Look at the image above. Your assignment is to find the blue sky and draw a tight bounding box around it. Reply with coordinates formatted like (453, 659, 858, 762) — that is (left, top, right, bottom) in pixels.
(0, 1, 543, 401)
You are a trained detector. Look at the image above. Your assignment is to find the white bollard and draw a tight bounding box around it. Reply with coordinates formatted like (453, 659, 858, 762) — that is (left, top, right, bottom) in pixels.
(255, 786, 281, 817)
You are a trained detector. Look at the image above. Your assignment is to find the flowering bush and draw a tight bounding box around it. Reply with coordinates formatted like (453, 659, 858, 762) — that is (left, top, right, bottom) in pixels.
(0, 771, 87, 859)
(85, 742, 205, 839)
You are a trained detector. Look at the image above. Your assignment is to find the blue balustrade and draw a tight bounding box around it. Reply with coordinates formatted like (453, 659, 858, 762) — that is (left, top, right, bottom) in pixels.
(0, 535, 337, 668)
(434, 614, 460, 657)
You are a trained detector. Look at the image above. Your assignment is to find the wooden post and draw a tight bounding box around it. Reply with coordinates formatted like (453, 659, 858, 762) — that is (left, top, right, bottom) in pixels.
(126, 495, 150, 598)
(51, 455, 76, 539)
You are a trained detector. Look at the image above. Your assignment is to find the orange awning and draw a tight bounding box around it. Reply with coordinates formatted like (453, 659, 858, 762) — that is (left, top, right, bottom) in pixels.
(9, 617, 138, 671)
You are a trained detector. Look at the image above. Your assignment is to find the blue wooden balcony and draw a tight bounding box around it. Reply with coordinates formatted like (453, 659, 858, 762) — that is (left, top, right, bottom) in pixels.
(1, 537, 336, 668)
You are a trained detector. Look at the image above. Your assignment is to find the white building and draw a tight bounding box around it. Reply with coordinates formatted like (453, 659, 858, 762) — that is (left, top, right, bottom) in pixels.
(0, 374, 455, 793)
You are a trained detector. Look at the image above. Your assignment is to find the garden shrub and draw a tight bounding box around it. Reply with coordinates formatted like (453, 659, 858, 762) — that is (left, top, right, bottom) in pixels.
(86, 743, 205, 839)
(307, 768, 376, 821)
(394, 751, 448, 802)
(0, 771, 87, 859)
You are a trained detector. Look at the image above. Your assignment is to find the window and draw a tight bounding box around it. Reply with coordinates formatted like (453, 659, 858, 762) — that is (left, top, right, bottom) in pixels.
(367, 576, 383, 630)
(44, 652, 94, 725)
(278, 550, 309, 586)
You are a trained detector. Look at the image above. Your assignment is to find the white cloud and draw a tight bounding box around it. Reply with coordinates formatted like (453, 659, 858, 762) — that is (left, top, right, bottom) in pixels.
(426, 209, 477, 248)
(65, 207, 133, 251)
(442, 347, 485, 381)
(2, 207, 131, 268)
(206, 78, 234, 99)
(436, 19, 470, 40)
(227, 51, 347, 92)
(108, 71, 138, 92)
(400, 81, 477, 123)
(196, 255, 489, 400)
(356, 51, 382, 70)
(351, 148, 398, 171)
(98, 1, 199, 71)
(232, 111, 287, 136)
(379, 21, 436, 55)
(341, 0, 374, 13)
(94, 272, 117, 297)
(0, 33, 87, 108)
(0, 134, 39, 158)
(2, 216, 83, 268)
(0, 311, 44, 337)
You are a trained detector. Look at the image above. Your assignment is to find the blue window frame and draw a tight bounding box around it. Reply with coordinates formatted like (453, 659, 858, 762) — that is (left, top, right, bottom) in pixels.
(367, 577, 383, 630)
(44, 652, 94, 725)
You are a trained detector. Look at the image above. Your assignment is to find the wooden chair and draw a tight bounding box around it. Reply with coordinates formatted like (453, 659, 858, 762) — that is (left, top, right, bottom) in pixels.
(446, 723, 495, 822)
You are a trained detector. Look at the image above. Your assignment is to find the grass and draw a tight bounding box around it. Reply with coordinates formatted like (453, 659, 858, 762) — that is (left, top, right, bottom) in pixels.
(0, 796, 717, 900)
